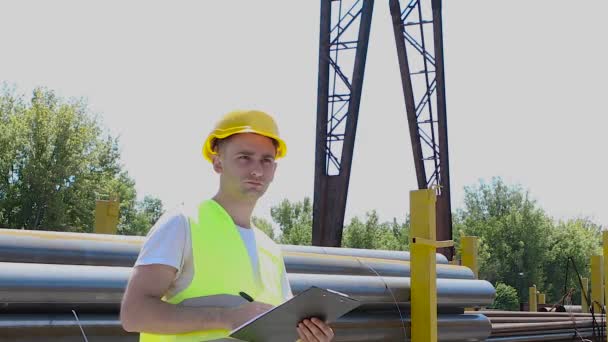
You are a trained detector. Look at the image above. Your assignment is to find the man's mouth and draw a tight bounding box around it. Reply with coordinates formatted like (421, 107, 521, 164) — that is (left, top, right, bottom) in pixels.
(245, 180, 263, 186)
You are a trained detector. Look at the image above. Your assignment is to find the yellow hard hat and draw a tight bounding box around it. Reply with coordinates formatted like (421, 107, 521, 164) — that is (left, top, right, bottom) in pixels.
(202, 110, 287, 162)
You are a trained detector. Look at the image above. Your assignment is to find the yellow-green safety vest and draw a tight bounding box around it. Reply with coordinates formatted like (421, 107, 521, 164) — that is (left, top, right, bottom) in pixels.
(140, 200, 286, 342)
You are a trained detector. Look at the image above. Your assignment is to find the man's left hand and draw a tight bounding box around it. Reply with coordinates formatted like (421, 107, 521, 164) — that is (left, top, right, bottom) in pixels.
(296, 317, 334, 342)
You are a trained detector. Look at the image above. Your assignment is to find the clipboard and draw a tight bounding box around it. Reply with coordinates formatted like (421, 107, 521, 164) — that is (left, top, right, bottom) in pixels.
(229, 286, 360, 342)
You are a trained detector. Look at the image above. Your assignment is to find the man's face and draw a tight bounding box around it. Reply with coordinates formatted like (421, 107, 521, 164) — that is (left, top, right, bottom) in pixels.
(213, 133, 278, 201)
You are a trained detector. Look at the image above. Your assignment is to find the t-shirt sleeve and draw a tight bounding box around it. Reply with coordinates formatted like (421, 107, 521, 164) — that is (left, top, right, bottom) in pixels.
(134, 210, 189, 273)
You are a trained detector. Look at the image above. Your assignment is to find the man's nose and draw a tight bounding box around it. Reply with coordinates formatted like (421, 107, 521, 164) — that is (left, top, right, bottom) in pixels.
(250, 163, 263, 177)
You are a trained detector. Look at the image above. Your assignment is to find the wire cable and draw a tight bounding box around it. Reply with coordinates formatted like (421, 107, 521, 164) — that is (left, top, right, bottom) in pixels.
(358, 257, 409, 340)
(71, 310, 89, 342)
(568, 256, 603, 341)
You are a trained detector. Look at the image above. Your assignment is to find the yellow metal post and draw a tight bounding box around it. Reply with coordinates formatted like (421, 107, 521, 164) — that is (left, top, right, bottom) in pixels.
(581, 277, 589, 313)
(94, 199, 120, 235)
(538, 293, 545, 305)
(529, 286, 537, 312)
(410, 189, 453, 342)
(461, 236, 478, 311)
(591, 255, 604, 314)
(461, 236, 478, 279)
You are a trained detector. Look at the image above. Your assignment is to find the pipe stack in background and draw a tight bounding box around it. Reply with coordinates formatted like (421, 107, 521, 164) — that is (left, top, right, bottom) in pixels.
(482, 310, 606, 341)
(0, 228, 494, 341)
(3, 228, 604, 341)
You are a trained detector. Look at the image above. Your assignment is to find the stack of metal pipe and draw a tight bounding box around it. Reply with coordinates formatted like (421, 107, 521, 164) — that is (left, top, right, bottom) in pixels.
(0, 228, 495, 341)
(480, 310, 606, 341)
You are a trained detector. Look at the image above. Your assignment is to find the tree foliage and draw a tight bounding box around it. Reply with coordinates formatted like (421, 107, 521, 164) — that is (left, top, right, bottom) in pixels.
(491, 283, 520, 311)
(454, 177, 601, 304)
(543, 218, 601, 303)
(252, 216, 275, 240)
(119, 195, 165, 236)
(454, 178, 552, 301)
(265, 197, 409, 250)
(270, 197, 313, 245)
(0, 86, 162, 235)
(342, 211, 409, 251)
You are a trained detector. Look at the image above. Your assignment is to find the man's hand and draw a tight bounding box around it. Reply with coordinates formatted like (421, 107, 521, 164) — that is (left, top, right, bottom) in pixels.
(224, 301, 275, 330)
(296, 318, 334, 342)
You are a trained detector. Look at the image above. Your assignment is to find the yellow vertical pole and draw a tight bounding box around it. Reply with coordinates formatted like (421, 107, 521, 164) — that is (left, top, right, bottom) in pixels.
(529, 286, 537, 312)
(461, 236, 478, 311)
(538, 293, 545, 305)
(591, 255, 604, 314)
(581, 277, 589, 313)
(409, 190, 452, 342)
(410, 189, 438, 342)
(461, 236, 478, 279)
(94, 199, 120, 234)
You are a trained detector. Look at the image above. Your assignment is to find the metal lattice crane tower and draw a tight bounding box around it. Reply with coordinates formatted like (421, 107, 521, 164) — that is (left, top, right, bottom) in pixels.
(312, 0, 453, 260)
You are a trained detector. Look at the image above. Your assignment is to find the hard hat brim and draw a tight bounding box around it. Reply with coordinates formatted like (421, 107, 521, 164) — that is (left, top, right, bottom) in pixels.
(202, 126, 287, 162)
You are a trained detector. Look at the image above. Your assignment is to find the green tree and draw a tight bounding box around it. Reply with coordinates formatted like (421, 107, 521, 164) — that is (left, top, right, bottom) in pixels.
(454, 177, 553, 301)
(342, 216, 370, 249)
(543, 218, 601, 304)
(252, 216, 275, 240)
(119, 195, 165, 236)
(265, 197, 410, 249)
(0, 86, 162, 234)
(139, 196, 164, 224)
(387, 216, 409, 251)
(491, 283, 520, 311)
(343, 211, 409, 251)
(270, 197, 313, 245)
(0, 85, 26, 226)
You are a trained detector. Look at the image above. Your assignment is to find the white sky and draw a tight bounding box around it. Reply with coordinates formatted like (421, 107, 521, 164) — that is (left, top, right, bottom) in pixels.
(1, 1, 606, 228)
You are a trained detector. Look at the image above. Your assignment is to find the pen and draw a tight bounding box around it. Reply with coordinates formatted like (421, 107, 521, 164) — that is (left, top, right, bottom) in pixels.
(239, 291, 254, 302)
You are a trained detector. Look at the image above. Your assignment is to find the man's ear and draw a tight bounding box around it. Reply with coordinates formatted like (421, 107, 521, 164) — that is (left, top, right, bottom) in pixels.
(268, 161, 278, 182)
(212, 154, 223, 174)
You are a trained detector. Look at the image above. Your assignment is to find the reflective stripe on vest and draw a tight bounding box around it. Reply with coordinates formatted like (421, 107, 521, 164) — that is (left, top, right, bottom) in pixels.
(140, 200, 285, 342)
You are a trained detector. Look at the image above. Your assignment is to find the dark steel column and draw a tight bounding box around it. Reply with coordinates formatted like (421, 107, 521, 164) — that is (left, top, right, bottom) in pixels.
(313, 0, 374, 247)
(389, 0, 453, 259)
(389, 0, 426, 189)
(432, 0, 453, 260)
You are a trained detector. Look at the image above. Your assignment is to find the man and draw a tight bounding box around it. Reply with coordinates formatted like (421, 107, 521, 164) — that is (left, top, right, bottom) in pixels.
(120, 110, 334, 342)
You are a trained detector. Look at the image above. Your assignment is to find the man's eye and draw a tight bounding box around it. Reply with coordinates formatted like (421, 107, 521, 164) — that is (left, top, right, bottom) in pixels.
(239, 156, 250, 160)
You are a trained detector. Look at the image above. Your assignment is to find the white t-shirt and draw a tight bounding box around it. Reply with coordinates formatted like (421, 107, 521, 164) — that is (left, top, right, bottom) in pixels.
(135, 207, 293, 301)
